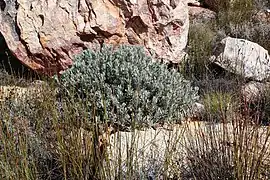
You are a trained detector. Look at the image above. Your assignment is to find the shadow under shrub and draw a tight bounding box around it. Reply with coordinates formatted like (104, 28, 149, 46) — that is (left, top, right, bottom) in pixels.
(57, 45, 199, 129)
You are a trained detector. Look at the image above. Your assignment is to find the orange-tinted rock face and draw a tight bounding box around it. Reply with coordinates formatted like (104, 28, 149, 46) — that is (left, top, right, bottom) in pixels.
(0, 0, 192, 75)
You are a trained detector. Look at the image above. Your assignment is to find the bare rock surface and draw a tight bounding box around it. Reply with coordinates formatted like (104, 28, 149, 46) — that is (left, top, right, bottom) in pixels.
(0, 0, 192, 75)
(107, 121, 270, 178)
(188, 6, 216, 23)
(254, 9, 270, 23)
(0, 80, 49, 103)
(241, 81, 270, 103)
(190, 102, 205, 118)
(210, 37, 270, 81)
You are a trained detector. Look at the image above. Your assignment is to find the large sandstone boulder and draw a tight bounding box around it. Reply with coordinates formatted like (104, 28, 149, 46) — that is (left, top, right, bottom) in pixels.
(0, 0, 192, 75)
(210, 37, 270, 81)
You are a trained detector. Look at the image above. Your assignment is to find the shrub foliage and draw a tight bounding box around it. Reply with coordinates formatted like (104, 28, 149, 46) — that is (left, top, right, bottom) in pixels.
(58, 45, 199, 128)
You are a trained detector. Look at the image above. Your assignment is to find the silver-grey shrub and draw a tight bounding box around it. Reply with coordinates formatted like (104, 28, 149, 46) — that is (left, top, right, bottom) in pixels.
(57, 45, 199, 128)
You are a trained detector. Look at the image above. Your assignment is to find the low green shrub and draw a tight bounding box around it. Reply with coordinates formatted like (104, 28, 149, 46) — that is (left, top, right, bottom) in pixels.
(57, 45, 199, 128)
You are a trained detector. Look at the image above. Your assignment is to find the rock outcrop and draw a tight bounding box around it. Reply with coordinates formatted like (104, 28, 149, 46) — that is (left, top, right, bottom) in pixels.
(0, 80, 50, 103)
(188, 6, 216, 23)
(204, 0, 219, 11)
(241, 81, 270, 103)
(0, 0, 193, 75)
(210, 37, 270, 81)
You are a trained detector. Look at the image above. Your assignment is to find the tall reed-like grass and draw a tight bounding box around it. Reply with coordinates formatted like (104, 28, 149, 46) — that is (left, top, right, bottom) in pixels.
(0, 72, 269, 179)
(0, 0, 270, 178)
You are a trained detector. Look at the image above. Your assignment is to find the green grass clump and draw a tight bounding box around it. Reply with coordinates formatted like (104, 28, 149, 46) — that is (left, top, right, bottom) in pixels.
(57, 45, 199, 128)
(200, 0, 256, 26)
(184, 23, 217, 79)
(203, 92, 236, 122)
(217, 0, 255, 25)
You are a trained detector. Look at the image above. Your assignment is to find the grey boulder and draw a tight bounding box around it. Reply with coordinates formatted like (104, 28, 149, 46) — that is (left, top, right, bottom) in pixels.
(210, 37, 270, 81)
